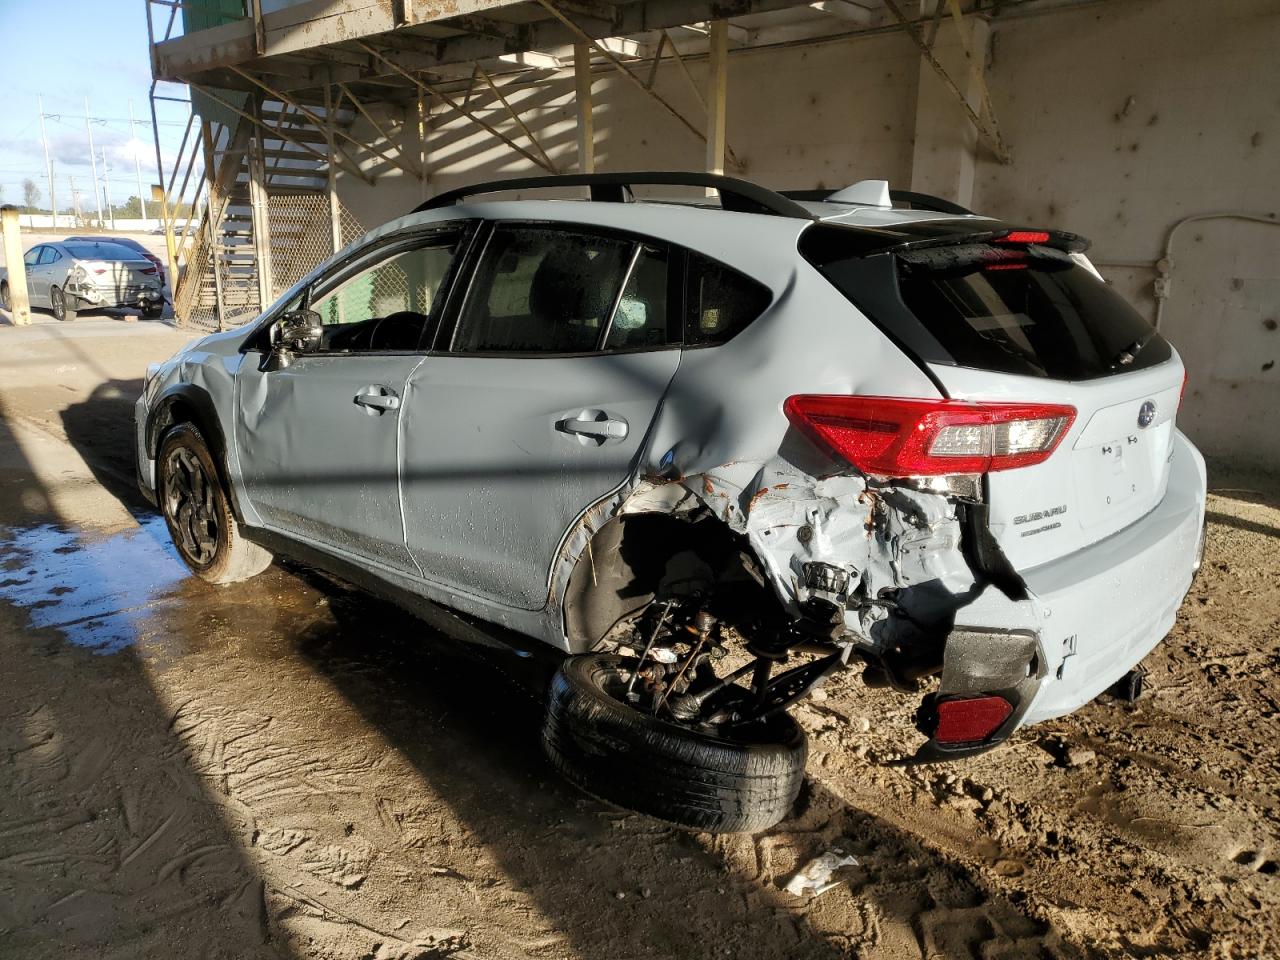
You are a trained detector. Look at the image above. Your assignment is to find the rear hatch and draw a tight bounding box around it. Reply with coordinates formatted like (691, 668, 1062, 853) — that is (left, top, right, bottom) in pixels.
(88, 258, 158, 296)
(800, 224, 1184, 570)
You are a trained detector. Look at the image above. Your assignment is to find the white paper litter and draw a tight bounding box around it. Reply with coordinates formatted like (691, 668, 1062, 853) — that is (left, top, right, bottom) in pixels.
(784, 849, 860, 897)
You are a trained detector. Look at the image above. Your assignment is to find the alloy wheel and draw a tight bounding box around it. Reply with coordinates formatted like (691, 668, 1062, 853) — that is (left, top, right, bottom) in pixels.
(163, 445, 220, 565)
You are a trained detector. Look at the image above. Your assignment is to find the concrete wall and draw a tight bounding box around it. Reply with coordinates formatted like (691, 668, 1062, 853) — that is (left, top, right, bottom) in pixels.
(332, 0, 1280, 467)
(973, 0, 1280, 467)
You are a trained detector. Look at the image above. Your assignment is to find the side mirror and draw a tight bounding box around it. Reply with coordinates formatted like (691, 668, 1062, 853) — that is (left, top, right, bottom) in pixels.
(278, 309, 323, 354)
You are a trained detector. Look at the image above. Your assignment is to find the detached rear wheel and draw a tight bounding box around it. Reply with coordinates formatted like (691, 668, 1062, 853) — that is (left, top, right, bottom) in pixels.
(158, 423, 272, 584)
(543, 654, 807, 833)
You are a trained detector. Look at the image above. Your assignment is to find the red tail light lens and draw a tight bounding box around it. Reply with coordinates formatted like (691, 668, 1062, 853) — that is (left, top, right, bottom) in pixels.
(140, 266, 158, 275)
(783, 395, 1076, 477)
(93, 267, 107, 275)
(997, 230, 1050, 244)
(934, 695, 1013, 744)
(1178, 369, 1188, 410)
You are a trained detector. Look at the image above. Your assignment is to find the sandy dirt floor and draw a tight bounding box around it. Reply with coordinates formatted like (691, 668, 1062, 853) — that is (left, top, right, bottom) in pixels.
(1, 316, 1278, 959)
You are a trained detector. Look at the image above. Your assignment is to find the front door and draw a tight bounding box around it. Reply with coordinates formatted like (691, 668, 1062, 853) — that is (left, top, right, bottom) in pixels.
(235, 228, 464, 573)
(401, 223, 681, 609)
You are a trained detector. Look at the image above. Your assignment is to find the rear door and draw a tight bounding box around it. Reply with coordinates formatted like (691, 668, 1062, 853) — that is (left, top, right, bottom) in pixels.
(22, 247, 47, 306)
(400, 222, 681, 609)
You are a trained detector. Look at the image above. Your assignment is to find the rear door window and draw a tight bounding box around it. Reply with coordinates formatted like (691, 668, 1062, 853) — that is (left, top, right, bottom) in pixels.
(450, 225, 635, 355)
(603, 244, 674, 350)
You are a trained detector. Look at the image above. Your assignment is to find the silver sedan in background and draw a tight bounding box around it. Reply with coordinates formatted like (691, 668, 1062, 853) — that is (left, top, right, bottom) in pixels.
(0, 240, 164, 321)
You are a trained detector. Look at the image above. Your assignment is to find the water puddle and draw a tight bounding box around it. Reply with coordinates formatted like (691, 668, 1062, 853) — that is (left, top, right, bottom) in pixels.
(0, 514, 189, 653)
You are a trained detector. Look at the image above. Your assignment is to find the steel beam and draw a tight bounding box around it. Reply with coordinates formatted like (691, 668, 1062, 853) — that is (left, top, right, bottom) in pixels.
(574, 44, 594, 175)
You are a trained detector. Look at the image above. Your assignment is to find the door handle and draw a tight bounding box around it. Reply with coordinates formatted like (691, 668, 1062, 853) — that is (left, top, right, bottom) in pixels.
(557, 416, 628, 440)
(354, 386, 401, 414)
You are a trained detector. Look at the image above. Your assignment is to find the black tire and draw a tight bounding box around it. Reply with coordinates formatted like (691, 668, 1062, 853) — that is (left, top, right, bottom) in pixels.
(543, 654, 807, 833)
(142, 301, 165, 321)
(50, 285, 75, 322)
(1, 281, 10, 312)
(157, 422, 273, 585)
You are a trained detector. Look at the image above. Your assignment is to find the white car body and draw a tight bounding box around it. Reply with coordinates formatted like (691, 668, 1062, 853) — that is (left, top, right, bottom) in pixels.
(134, 175, 1207, 759)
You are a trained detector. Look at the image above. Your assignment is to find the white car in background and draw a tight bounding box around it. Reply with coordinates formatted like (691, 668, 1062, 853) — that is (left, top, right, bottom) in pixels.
(0, 239, 164, 321)
(134, 172, 1207, 833)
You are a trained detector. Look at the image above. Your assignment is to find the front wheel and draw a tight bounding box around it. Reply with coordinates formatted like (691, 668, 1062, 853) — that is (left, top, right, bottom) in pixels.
(543, 654, 807, 833)
(50, 285, 76, 322)
(157, 423, 272, 584)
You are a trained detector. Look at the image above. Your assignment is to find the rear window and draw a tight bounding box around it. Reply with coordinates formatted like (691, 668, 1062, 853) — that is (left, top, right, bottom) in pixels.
(63, 242, 141, 260)
(801, 227, 1172, 380)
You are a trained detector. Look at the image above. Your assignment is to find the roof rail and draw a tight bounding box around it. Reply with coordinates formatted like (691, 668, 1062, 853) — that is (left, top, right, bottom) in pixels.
(412, 171, 816, 220)
(779, 187, 974, 217)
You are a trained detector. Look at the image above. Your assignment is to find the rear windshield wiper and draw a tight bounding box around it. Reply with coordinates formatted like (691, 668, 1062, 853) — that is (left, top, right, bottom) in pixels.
(1113, 331, 1156, 367)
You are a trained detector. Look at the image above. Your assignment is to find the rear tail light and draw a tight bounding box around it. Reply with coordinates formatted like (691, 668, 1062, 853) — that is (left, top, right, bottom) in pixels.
(1178, 369, 1188, 410)
(996, 230, 1050, 244)
(140, 266, 158, 275)
(783, 395, 1076, 477)
(934, 695, 1013, 744)
(93, 267, 107, 275)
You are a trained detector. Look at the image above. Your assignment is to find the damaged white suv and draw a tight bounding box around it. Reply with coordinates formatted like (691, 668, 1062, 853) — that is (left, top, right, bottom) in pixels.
(136, 173, 1207, 832)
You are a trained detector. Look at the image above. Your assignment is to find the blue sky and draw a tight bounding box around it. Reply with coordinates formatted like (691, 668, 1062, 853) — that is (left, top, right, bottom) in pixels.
(0, 0, 190, 212)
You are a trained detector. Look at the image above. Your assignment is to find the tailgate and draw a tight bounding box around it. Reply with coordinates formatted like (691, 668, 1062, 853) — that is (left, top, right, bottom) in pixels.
(929, 360, 1184, 569)
(799, 224, 1185, 569)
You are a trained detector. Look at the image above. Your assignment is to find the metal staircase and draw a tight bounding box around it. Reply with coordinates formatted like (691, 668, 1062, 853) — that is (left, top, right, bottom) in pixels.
(170, 97, 363, 331)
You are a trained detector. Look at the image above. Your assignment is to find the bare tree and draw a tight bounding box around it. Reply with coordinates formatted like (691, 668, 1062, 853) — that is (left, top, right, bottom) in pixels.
(22, 178, 40, 212)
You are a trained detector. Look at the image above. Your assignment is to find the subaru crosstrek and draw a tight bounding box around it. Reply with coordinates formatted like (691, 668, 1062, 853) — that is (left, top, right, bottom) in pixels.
(135, 172, 1207, 832)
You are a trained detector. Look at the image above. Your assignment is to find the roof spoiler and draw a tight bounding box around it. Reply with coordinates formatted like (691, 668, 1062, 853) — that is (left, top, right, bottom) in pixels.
(779, 187, 975, 217)
(412, 171, 816, 220)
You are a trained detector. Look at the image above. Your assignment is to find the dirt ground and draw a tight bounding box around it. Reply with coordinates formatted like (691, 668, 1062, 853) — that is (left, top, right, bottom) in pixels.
(1, 315, 1278, 959)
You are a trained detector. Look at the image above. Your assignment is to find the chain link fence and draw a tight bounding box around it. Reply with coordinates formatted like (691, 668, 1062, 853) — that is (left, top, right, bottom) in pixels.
(266, 194, 366, 301)
(174, 193, 367, 332)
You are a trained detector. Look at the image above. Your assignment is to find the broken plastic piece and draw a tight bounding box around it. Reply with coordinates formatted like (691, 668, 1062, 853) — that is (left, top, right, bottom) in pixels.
(784, 848, 860, 897)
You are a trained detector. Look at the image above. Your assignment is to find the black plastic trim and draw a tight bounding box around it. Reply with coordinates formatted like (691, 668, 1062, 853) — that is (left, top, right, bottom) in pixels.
(413, 172, 817, 220)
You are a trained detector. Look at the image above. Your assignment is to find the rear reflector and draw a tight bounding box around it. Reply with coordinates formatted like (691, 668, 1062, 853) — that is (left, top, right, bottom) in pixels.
(997, 230, 1050, 244)
(783, 395, 1076, 477)
(934, 695, 1013, 744)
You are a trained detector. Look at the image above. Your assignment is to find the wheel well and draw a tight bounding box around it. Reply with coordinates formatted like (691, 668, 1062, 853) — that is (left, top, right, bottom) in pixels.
(149, 391, 240, 519)
(562, 511, 779, 654)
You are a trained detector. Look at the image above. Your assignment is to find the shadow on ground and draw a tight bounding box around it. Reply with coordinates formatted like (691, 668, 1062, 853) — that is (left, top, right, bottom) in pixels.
(0, 397, 287, 959)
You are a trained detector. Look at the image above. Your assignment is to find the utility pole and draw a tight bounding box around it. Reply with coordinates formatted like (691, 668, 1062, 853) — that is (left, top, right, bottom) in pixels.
(128, 100, 149, 226)
(85, 97, 104, 226)
(38, 97, 58, 229)
(102, 147, 115, 230)
(69, 175, 82, 224)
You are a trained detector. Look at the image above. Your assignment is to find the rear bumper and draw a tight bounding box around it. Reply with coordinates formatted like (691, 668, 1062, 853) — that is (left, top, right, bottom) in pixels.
(913, 430, 1205, 758)
(67, 282, 163, 309)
